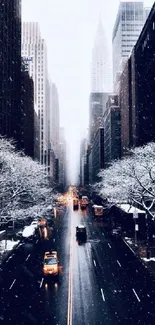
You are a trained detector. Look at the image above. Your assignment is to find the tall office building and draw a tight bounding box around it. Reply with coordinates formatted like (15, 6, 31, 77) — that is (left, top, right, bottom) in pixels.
(80, 138, 88, 186)
(0, 0, 21, 147)
(89, 92, 109, 144)
(50, 83, 60, 158)
(112, 1, 149, 91)
(22, 22, 49, 164)
(103, 95, 121, 167)
(89, 128, 105, 183)
(91, 18, 112, 93)
(59, 127, 66, 188)
(144, 7, 151, 20)
(21, 61, 34, 158)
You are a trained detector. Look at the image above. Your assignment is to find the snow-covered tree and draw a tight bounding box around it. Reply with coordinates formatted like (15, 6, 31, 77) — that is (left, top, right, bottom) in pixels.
(0, 138, 54, 221)
(96, 142, 155, 215)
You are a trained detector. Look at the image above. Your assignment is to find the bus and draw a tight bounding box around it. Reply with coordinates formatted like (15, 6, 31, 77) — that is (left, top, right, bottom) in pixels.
(92, 205, 104, 218)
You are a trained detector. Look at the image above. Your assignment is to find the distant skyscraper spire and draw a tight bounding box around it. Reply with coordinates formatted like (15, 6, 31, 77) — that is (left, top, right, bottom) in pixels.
(91, 17, 112, 93)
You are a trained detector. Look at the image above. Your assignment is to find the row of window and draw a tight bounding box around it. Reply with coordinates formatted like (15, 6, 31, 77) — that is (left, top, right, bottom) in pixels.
(23, 53, 44, 60)
(122, 38, 140, 43)
(122, 44, 134, 47)
(141, 21, 155, 51)
(122, 50, 131, 53)
(122, 33, 137, 36)
(122, 23, 143, 26)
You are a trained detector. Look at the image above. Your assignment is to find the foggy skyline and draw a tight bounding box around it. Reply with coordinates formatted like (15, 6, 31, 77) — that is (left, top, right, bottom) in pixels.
(22, 0, 154, 183)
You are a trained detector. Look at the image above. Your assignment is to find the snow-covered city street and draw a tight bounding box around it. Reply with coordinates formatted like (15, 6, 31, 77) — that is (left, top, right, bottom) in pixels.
(1, 0, 155, 324)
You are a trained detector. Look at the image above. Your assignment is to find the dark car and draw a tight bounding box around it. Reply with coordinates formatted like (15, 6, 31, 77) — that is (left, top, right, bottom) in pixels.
(76, 225, 87, 241)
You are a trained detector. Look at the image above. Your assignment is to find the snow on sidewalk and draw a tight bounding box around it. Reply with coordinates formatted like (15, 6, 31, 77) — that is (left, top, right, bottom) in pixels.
(124, 236, 155, 276)
(0, 238, 19, 264)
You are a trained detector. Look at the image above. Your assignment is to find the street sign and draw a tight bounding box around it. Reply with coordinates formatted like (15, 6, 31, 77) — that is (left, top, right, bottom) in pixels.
(135, 224, 139, 231)
(133, 210, 138, 219)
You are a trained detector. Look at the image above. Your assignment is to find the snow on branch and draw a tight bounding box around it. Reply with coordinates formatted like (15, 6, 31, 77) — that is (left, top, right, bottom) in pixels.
(95, 142, 155, 213)
(0, 138, 54, 220)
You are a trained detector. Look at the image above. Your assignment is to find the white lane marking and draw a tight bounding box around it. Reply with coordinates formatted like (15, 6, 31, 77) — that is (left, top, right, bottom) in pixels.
(36, 240, 39, 244)
(101, 288, 105, 301)
(86, 243, 91, 263)
(117, 260, 121, 268)
(40, 278, 44, 288)
(132, 288, 140, 302)
(108, 243, 111, 249)
(9, 279, 16, 290)
(26, 254, 30, 261)
(53, 238, 55, 242)
(123, 239, 135, 255)
(102, 233, 104, 235)
(93, 260, 96, 267)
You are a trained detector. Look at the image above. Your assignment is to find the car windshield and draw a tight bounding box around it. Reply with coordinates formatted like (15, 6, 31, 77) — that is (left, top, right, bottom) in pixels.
(78, 228, 85, 232)
(44, 258, 57, 265)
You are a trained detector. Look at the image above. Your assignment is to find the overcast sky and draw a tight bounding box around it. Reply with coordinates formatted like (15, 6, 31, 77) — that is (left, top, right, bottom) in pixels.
(22, 0, 154, 183)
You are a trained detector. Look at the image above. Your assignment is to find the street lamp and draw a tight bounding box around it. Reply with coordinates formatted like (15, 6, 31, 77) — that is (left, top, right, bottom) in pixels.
(133, 208, 139, 246)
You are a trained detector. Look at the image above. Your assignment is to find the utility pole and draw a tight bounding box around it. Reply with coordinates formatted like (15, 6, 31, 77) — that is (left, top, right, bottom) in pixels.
(133, 208, 138, 246)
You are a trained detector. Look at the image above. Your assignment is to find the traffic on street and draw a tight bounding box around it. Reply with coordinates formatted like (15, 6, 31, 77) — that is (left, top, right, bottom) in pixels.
(1, 189, 155, 325)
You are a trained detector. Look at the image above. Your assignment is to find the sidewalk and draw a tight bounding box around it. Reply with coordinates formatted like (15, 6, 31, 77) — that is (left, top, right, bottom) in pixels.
(123, 236, 155, 277)
(0, 230, 20, 265)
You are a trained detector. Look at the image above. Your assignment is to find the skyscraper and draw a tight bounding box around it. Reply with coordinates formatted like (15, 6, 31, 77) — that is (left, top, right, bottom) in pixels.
(91, 18, 112, 93)
(0, 0, 21, 147)
(22, 22, 49, 164)
(21, 61, 34, 158)
(89, 92, 109, 144)
(80, 138, 88, 186)
(59, 127, 67, 188)
(112, 1, 149, 91)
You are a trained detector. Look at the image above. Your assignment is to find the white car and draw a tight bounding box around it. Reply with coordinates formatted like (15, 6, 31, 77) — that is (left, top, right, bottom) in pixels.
(22, 225, 36, 239)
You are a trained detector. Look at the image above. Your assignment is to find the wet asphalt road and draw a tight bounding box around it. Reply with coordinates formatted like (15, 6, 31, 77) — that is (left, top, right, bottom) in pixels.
(1, 204, 155, 324)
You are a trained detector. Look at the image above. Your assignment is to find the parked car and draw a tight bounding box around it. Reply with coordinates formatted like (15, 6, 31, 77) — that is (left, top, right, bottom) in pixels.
(80, 196, 89, 209)
(92, 205, 104, 218)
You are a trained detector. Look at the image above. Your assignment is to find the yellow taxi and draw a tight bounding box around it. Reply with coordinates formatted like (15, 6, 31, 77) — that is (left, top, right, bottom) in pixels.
(43, 251, 59, 277)
(73, 198, 79, 210)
